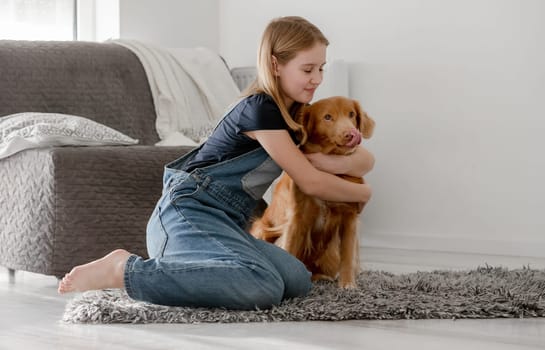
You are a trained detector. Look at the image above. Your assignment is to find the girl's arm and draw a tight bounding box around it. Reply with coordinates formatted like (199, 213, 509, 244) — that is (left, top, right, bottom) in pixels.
(305, 146, 375, 177)
(246, 130, 372, 203)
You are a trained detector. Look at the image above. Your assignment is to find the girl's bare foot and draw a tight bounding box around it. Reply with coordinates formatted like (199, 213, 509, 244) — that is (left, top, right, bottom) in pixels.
(58, 249, 131, 294)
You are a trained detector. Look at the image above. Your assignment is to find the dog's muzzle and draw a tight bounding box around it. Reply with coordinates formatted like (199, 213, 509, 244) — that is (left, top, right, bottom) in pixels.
(345, 129, 362, 148)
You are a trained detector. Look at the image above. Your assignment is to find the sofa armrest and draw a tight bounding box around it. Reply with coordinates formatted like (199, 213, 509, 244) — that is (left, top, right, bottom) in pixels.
(0, 145, 193, 277)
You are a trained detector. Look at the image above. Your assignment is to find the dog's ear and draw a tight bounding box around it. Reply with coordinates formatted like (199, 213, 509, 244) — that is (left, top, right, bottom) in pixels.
(353, 100, 375, 139)
(295, 104, 314, 140)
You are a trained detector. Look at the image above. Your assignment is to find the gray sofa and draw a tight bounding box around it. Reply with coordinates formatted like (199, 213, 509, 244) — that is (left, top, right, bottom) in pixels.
(0, 40, 254, 279)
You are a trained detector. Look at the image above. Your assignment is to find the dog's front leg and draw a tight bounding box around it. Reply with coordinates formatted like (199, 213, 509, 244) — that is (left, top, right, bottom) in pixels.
(338, 215, 358, 289)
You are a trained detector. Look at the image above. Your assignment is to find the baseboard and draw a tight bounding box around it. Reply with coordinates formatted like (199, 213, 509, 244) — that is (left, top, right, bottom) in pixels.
(360, 231, 545, 259)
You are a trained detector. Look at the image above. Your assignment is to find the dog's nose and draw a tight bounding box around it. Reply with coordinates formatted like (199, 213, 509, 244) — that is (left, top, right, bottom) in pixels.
(344, 129, 362, 147)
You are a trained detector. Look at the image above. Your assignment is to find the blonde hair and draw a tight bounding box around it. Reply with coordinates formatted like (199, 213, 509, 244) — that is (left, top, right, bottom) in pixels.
(243, 16, 329, 144)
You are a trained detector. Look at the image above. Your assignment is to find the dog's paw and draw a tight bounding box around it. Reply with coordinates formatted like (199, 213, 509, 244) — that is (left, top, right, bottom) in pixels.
(338, 280, 357, 289)
(312, 273, 335, 282)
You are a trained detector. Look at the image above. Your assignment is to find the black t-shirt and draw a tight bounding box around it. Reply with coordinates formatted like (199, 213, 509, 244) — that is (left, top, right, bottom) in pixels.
(183, 93, 298, 172)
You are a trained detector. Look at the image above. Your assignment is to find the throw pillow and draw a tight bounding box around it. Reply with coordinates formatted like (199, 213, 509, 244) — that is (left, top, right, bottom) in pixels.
(0, 112, 138, 159)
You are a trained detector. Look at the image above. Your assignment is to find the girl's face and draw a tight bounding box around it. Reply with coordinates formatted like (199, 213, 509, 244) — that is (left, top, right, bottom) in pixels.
(275, 43, 327, 108)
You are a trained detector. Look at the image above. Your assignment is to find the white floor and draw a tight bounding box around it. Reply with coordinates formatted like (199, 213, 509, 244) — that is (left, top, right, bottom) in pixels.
(1, 247, 545, 350)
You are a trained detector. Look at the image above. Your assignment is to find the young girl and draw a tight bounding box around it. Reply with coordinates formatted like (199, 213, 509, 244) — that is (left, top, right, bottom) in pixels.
(58, 16, 374, 310)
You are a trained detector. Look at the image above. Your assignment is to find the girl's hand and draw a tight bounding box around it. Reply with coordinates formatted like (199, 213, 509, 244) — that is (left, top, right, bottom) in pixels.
(357, 202, 365, 213)
(305, 146, 375, 177)
(305, 152, 346, 174)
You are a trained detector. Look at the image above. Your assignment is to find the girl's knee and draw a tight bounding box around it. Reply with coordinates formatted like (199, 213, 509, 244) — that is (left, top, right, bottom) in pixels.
(283, 267, 312, 299)
(253, 272, 286, 308)
(233, 266, 285, 310)
(250, 267, 312, 307)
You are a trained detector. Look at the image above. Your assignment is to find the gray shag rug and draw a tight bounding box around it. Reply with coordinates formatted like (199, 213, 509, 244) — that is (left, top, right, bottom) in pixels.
(62, 266, 545, 324)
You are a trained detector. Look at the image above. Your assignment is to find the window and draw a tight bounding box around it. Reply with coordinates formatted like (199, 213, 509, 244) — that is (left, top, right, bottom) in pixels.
(0, 0, 76, 40)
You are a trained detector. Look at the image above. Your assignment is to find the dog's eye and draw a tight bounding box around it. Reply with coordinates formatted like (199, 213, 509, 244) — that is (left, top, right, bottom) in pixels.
(324, 114, 332, 121)
(349, 111, 356, 118)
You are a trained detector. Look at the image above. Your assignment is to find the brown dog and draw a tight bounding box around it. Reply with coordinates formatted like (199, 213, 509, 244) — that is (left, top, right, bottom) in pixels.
(250, 96, 375, 288)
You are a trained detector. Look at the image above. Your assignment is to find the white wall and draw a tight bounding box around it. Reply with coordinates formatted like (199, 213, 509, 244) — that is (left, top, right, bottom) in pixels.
(219, 0, 545, 258)
(118, 0, 219, 50)
(77, 0, 119, 41)
(95, 0, 119, 41)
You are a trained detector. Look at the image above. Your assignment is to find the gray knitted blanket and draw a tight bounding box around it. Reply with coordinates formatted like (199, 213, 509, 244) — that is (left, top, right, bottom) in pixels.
(62, 266, 545, 324)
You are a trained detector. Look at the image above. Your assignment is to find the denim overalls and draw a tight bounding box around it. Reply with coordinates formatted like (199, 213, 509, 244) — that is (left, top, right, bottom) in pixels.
(123, 135, 312, 310)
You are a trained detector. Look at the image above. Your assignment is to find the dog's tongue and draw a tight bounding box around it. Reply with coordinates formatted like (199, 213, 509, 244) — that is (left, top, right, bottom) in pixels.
(346, 129, 362, 148)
